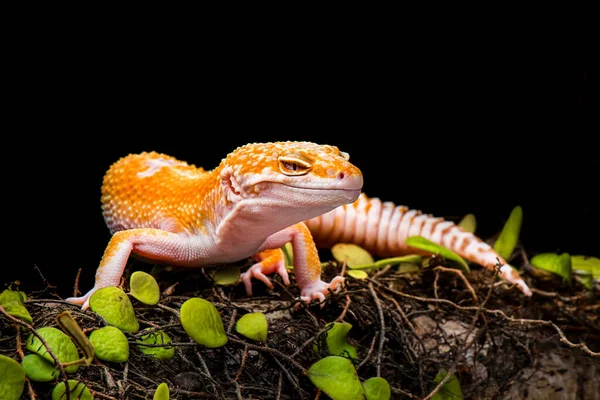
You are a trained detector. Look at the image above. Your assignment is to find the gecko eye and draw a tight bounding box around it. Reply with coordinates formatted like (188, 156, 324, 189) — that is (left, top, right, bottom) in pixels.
(278, 154, 312, 176)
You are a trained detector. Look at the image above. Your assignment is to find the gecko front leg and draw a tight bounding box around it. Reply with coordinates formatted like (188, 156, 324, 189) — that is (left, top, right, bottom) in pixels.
(66, 228, 190, 310)
(242, 222, 344, 303)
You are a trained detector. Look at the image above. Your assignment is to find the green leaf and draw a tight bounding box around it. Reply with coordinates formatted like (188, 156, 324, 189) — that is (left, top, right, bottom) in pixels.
(26, 327, 80, 373)
(432, 369, 463, 400)
(405, 236, 470, 273)
(154, 382, 170, 400)
(51, 380, 93, 400)
(0, 289, 33, 325)
(306, 356, 365, 400)
(347, 270, 369, 280)
(331, 243, 375, 267)
(21, 353, 59, 382)
(350, 255, 423, 270)
(180, 298, 228, 348)
(314, 322, 358, 360)
(89, 286, 140, 333)
(130, 271, 161, 305)
(530, 252, 572, 284)
(89, 326, 130, 363)
(235, 312, 268, 343)
(212, 265, 242, 286)
(282, 242, 294, 267)
(493, 206, 522, 261)
(571, 255, 600, 279)
(137, 330, 176, 360)
(0, 354, 26, 400)
(457, 213, 477, 234)
(363, 377, 391, 400)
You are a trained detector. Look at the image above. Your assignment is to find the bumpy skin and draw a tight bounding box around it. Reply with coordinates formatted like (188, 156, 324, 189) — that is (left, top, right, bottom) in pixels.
(66, 142, 363, 309)
(305, 193, 532, 296)
(66, 141, 531, 309)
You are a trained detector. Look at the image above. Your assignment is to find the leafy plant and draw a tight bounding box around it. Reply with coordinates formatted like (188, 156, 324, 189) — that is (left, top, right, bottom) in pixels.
(0, 289, 32, 325)
(89, 326, 130, 363)
(51, 380, 93, 400)
(431, 369, 463, 400)
(363, 376, 391, 400)
(306, 356, 365, 400)
(180, 298, 227, 348)
(130, 271, 161, 305)
(137, 330, 175, 360)
(235, 312, 268, 343)
(313, 322, 357, 360)
(0, 354, 26, 400)
(530, 252, 572, 284)
(26, 327, 80, 373)
(89, 286, 140, 333)
(405, 236, 470, 272)
(493, 206, 522, 261)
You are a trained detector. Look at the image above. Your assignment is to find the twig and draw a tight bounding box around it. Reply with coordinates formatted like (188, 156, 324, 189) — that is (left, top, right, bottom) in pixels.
(234, 344, 248, 382)
(72, 268, 83, 297)
(356, 332, 378, 371)
(228, 337, 306, 371)
(334, 294, 352, 323)
(433, 266, 479, 302)
(368, 282, 386, 377)
(0, 305, 71, 400)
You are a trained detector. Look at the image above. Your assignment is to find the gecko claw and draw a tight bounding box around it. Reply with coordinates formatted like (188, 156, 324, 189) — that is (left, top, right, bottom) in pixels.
(299, 276, 345, 305)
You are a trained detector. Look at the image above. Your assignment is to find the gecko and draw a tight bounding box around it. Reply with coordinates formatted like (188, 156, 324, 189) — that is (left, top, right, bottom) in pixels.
(66, 141, 532, 310)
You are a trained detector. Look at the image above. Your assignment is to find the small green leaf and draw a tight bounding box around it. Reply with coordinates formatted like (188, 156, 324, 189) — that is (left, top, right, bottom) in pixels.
(347, 270, 369, 280)
(314, 322, 358, 360)
(0, 289, 33, 325)
(571, 255, 600, 279)
(574, 271, 593, 290)
(530, 253, 572, 284)
(397, 263, 421, 274)
(350, 255, 423, 270)
(212, 265, 242, 286)
(154, 382, 170, 400)
(235, 312, 268, 343)
(26, 327, 80, 373)
(363, 377, 391, 400)
(137, 330, 175, 360)
(457, 213, 477, 234)
(130, 271, 161, 305)
(282, 242, 294, 267)
(89, 326, 130, 363)
(493, 206, 522, 261)
(306, 356, 365, 400)
(0, 354, 26, 400)
(180, 298, 228, 348)
(331, 243, 375, 267)
(405, 236, 470, 273)
(51, 380, 93, 400)
(21, 353, 59, 382)
(432, 369, 463, 400)
(89, 286, 140, 333)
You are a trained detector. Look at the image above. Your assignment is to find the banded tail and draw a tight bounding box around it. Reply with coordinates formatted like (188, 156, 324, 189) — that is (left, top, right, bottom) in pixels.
(304, 193, 532, 296)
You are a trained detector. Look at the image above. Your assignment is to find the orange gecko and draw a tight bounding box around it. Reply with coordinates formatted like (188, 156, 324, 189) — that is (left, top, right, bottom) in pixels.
(66, 141, 531, 309)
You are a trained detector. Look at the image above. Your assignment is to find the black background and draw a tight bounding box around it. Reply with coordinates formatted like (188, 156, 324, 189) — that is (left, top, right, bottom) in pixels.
(6, 65, 596, 299)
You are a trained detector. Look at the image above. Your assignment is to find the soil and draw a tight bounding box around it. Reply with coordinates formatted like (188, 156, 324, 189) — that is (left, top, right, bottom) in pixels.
(1, 248, 599, 400)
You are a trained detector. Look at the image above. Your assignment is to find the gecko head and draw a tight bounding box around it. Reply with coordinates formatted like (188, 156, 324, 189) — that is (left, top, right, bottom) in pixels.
(219, 141, 363, 218)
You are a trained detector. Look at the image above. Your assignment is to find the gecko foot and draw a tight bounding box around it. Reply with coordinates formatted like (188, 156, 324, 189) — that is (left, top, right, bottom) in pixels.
(299, 276, 345, 306)
(240, 259, 291, 296)
(65, 288, 97, 311)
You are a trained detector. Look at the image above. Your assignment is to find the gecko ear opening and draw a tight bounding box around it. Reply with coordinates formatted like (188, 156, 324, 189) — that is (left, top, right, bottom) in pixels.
(278, 154, 312, 176)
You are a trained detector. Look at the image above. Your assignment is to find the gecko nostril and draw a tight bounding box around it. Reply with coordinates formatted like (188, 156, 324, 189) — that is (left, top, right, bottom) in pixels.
(337, 172, 345, 180)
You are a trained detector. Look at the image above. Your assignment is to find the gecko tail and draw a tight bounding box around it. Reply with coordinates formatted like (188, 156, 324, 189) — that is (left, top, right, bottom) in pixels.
(500, 264, 533, 296)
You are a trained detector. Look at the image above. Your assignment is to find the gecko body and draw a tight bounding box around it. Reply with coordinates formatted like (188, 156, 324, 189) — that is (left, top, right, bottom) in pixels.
(66, 141, 531, 309)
